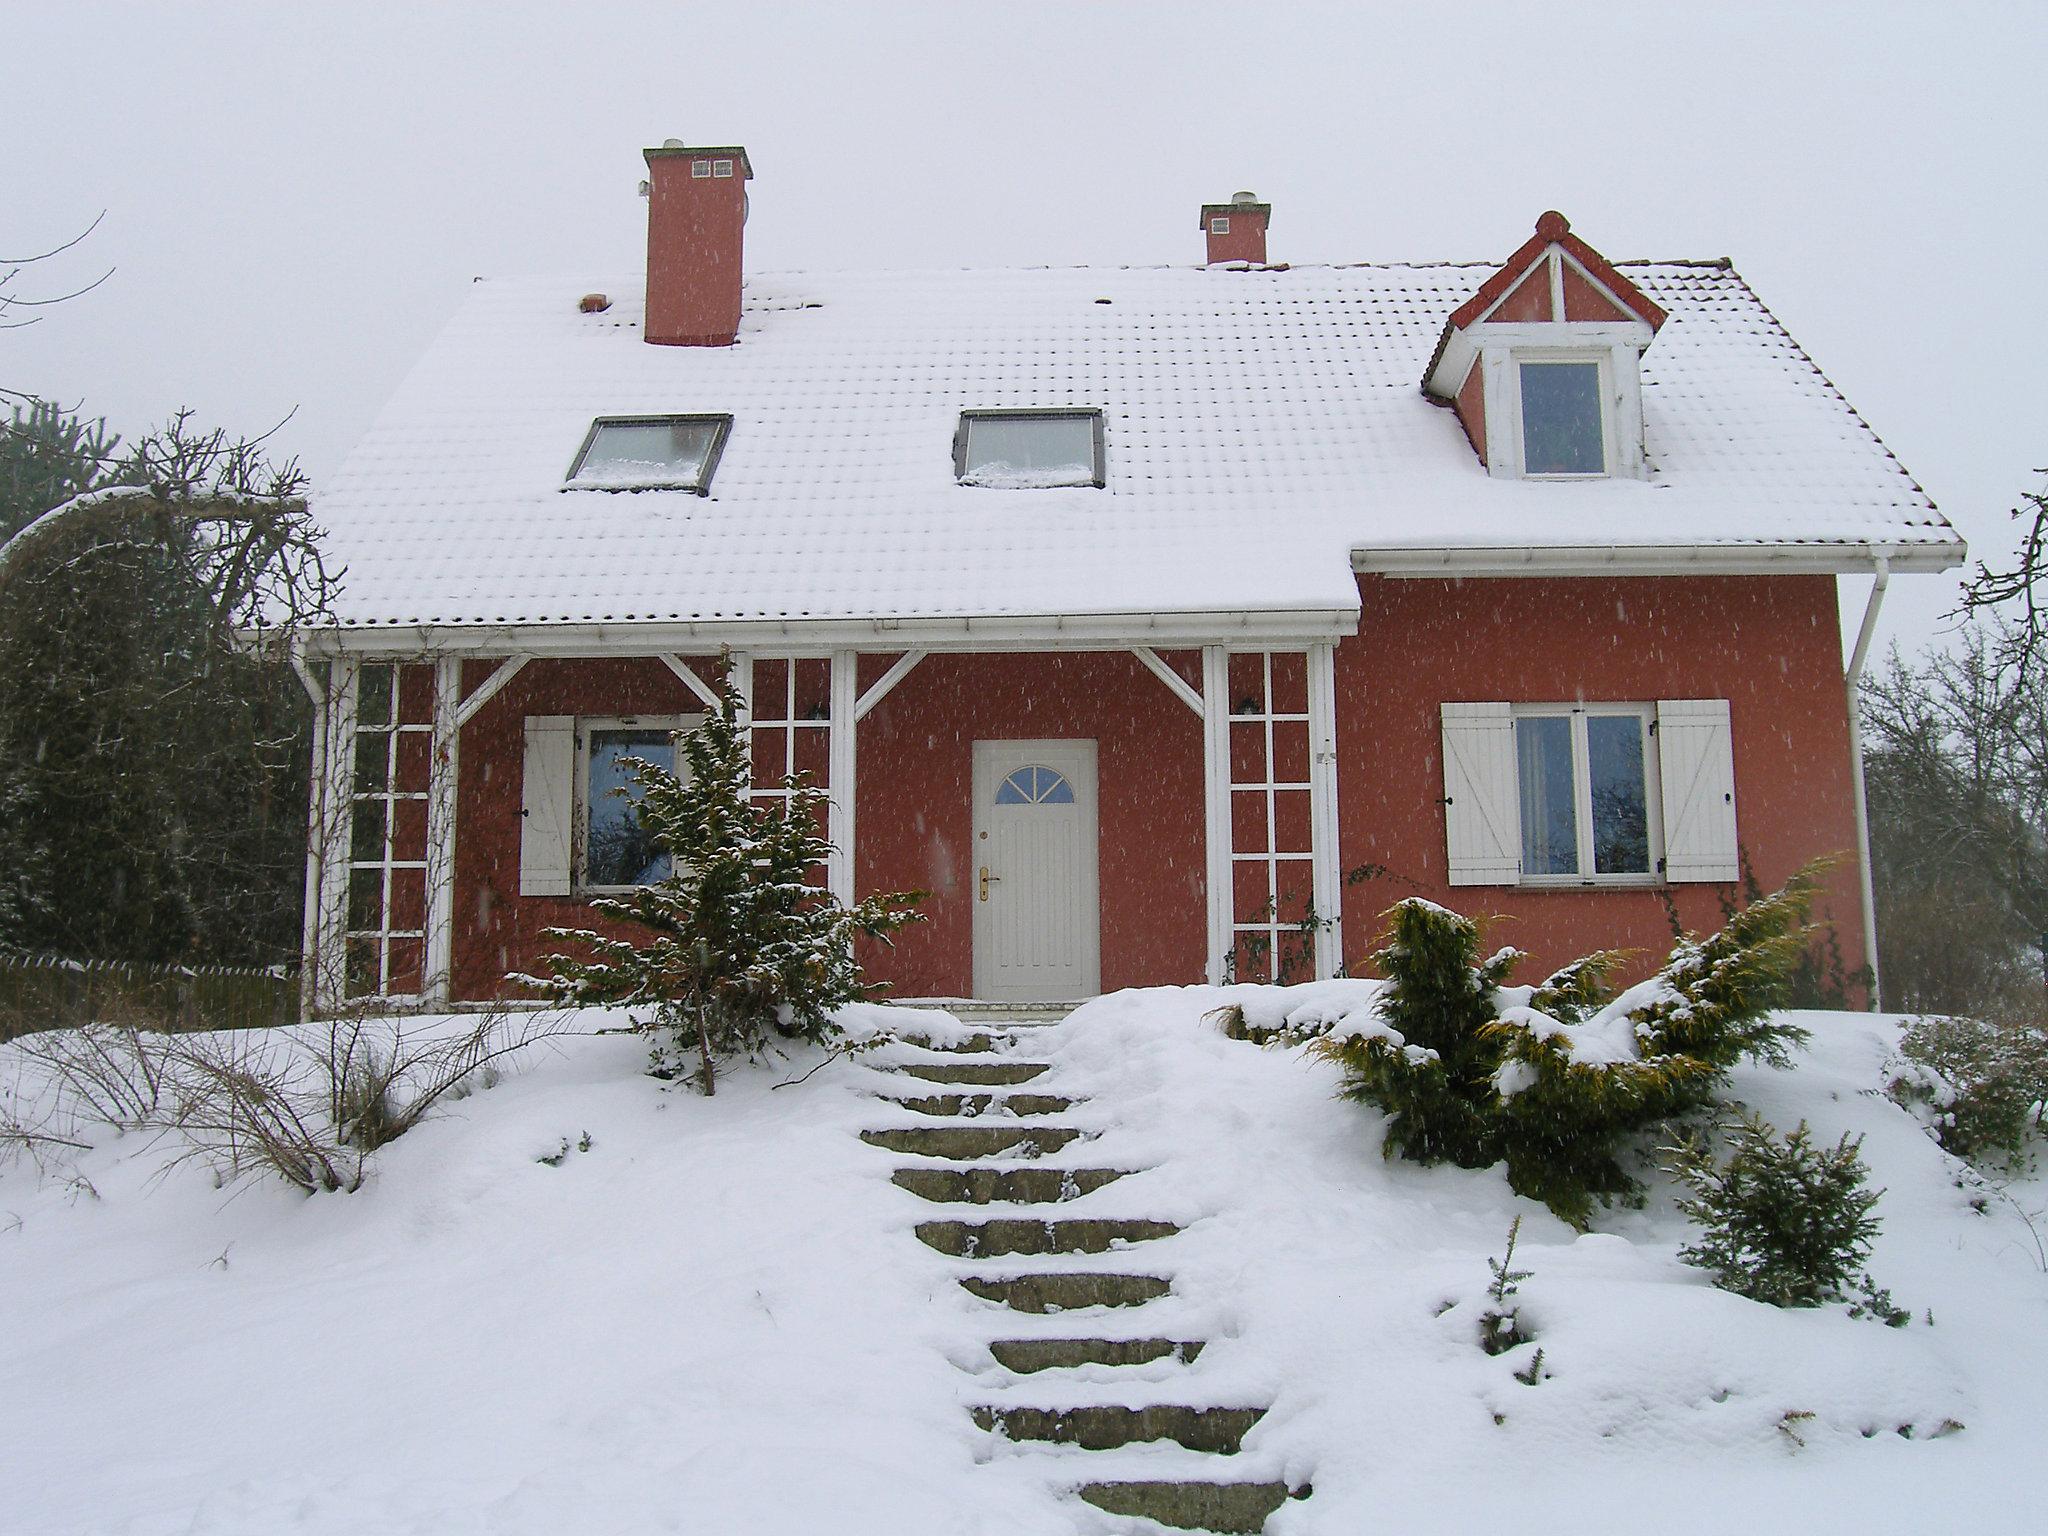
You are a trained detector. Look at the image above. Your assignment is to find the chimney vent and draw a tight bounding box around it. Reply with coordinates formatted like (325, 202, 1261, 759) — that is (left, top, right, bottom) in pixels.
(642, 143, 753, 346)
(1200, 191, 1271, 265)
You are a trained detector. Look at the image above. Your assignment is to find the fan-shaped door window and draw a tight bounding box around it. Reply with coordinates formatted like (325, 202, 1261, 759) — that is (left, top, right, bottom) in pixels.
(994, 765, 1076, 806)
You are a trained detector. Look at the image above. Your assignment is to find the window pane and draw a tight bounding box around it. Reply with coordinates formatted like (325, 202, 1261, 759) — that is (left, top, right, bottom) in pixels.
(1520, 363, 1605, 475)
(962, 414, 1097, 485)
(1516, 715, 1578, 876)
(1588, 714, 1650, 874)
(571, 419, 721, 487)
(587, 729, 673, 886)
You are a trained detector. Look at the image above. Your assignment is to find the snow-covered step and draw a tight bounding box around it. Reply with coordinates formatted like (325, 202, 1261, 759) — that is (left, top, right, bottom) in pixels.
(861, 1125, 1084, 1160)
(890, 1165, 1131, 1204)
(885, 1090, 1075, 1118)
(959, 1269, 1172, 1312)
(989, 1336, 1204, 1373)
(971, 1402, 1265, 1454)
(916, 1216, 1179, 1257)
(1077, 1477, 1295, 1534)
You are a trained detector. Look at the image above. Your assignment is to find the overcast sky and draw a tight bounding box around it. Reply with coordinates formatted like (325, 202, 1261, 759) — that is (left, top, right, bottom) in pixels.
(6, 0, 2044, 657)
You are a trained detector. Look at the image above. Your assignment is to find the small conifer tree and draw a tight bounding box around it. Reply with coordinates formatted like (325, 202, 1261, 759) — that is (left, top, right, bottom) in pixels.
(533, 660, 923, 1094)
(1666, 1113, 1887, 1310)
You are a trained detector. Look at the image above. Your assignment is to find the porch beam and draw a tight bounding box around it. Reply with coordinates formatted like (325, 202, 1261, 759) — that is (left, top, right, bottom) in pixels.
(827, 650, 858, 903)
(304, 657, 358, 1018)
(1201, 646, 1233, 984)
(423, 656, 463, 1008)
(452, 653, 531, 729)
(1306, 641, 1344, 979)
(853, 650, 926, 723)
(658, 653, 726, 713)
(1132, 646, 1203, 716)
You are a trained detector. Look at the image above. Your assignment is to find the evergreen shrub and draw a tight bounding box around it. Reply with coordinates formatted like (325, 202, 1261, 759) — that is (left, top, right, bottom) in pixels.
(1665, 1112, 1898, 1318)
(532, 660, 924, 1093)
(1886, 1013, 2048, 1170)
(1312, 868, 1822, 1225)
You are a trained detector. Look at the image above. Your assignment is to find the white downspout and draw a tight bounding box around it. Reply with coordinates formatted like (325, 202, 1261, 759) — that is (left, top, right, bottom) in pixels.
(1844, 556, 1891, 1011)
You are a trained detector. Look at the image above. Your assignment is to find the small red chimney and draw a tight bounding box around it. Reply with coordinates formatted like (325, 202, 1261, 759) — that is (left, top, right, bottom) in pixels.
(642, 142, 753, 346)
(1200, 191, 1270, 265)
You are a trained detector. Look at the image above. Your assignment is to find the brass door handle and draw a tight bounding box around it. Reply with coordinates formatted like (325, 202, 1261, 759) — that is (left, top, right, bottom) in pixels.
(979, 866, 1000, 902)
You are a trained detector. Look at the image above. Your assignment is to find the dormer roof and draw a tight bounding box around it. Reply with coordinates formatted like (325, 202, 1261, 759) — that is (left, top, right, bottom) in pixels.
(1445, 210, 1666, 335)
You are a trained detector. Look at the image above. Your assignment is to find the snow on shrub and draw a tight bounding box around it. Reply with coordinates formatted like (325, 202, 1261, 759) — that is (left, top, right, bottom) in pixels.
(1885, 1013, 2048, 1170)
(1292, 867, 1823, 1227)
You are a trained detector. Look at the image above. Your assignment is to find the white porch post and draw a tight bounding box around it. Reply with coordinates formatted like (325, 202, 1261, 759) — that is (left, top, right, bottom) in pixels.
(827, 649, 858, 904)
(424, 655, 462, 1008)
(1201, 645, 1233, 985)
(1307, 641, 1344, 979)
(304, 656, 358, 1018)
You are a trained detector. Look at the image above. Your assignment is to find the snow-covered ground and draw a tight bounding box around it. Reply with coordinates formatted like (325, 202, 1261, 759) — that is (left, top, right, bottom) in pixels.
(2, 991, 2042, 1534)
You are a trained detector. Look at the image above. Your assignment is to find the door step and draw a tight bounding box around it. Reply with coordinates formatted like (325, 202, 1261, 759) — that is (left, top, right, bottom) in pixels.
(972, 1403, 1264, 1454)
(895, 1061, 1050, 1086)
(916, 1217, 1179, 1257)
(1077, 1479, 1295, 1534)
(891, 1166, 1129, 1204)
(989, 1337, 1204, 1372)
(885, 1091, 1074, 1118)
(896, 1000, 1079, 1025)
(960, 1270, 1171, 1312)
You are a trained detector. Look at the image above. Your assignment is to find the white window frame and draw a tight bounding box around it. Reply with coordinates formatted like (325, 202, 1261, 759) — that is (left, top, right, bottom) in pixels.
(1508, 352, 1613, 480)
(1510, 702, 1665, 887)
(1474, 323, 1649, 481)
(576, 714, 701, 893)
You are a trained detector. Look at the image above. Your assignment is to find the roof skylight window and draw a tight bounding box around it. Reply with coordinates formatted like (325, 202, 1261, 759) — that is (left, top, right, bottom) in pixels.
(566, 415, 732, 494)
(955, 409, 1104, 489)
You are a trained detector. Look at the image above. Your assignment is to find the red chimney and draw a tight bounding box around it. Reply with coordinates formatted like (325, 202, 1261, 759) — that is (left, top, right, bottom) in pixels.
(642, 143, 753, 346)
(1200, 191, 1270, 265)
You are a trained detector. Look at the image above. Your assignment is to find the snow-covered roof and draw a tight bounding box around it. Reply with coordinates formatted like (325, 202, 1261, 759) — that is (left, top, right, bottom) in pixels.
(309, 261, 1961, 643)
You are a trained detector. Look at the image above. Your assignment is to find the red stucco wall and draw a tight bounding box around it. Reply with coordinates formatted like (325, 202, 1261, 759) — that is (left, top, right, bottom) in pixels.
(853, 650, 1206, 996)
(439, 573, 1865, 1002)
(1335, 573, 1866, 987)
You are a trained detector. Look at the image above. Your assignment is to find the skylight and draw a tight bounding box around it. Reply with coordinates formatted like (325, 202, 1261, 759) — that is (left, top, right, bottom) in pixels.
(955, 409, 1103, 488)
(566, 415, 732, 493)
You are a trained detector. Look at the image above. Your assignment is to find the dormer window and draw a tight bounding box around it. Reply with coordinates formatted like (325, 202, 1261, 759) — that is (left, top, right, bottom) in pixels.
(1517, 359, 1607, 476)
(1422, 212, 1665, 482)
(955, 409, 1104, 488)
(566, 414, 732, 494)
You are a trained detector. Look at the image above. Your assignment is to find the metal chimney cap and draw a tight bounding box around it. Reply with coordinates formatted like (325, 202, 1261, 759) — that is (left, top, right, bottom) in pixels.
(1231, 190, 1260, 206)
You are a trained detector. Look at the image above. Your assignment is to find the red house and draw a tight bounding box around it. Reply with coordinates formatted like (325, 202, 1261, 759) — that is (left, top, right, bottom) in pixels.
(292, 144, 1962, 1016)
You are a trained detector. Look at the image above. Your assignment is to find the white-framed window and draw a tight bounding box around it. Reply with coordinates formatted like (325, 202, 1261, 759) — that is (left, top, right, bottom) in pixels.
(954, 408, 1105, 488)
(1515, 356, 1609, 477)
(1511, 704, 1658, 882)
(519, 714, 702, 898)
(1441, 699, 1739, 888)
(565, 415, 732, 494)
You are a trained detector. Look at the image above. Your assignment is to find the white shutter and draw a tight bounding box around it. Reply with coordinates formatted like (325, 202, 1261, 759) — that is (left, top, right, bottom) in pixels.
(1441, 703, 1520, 886)
(520, 716, 576, 897)
(1657, 699, 1738, 883)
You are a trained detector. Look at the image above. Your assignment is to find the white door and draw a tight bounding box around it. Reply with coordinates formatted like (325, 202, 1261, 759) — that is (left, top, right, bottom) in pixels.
(972, 740, 1101, 1001)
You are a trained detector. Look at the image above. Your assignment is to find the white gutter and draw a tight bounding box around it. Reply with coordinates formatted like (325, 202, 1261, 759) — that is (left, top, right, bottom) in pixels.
(1843, 556, 1891, 1011)
(1353, 540, 1962, 579)
(298, 605, 1360, 659)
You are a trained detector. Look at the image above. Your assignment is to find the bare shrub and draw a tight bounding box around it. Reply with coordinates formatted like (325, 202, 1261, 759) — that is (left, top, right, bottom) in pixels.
(4, 1008, 575, 1195)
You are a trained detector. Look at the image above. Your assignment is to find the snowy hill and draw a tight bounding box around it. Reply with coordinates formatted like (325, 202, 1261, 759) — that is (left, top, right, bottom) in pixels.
(2, 993, 2042, 1534)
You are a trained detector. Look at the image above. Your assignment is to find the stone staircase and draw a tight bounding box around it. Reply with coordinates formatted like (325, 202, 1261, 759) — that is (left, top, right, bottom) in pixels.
(864, 1012, 1306, 1533)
